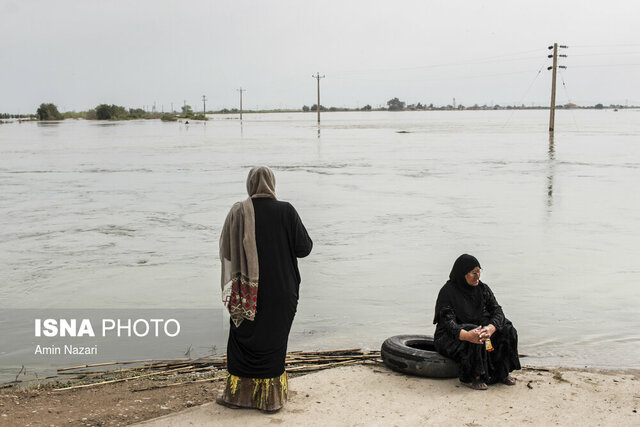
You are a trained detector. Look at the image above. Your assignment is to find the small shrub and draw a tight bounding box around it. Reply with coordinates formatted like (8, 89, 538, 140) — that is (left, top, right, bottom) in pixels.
(160, 113, 177, 122)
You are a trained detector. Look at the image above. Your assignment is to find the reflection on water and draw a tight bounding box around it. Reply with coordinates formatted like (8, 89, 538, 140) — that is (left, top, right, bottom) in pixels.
(547, 134, 555, 212)
(1, 111, 639, 375)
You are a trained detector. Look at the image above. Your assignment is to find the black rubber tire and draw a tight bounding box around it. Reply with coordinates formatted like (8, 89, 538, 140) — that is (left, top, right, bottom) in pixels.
(381, 334, 459, 378)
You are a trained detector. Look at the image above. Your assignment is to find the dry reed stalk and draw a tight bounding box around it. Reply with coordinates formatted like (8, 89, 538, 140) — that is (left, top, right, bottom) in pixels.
(49, 349, 379, 390)
(53, 365, 196, 391)
(131, 375, 228, 392)
(286, 359, 360, 372)
(285, 355, 378, 364)
(57, 358, 192, 372)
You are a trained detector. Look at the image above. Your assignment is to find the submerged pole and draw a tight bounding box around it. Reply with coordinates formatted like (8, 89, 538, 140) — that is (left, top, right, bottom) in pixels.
(549, 43, 558, 134)
(312, 72, 325, 123)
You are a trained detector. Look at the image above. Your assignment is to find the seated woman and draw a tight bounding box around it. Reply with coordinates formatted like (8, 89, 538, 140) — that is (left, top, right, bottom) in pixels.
(433, 254, 521, 390)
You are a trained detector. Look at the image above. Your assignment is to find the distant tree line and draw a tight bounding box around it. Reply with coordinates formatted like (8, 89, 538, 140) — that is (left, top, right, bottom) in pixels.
(29, 102, 208, 122)
(15, 100, 635, 123)
(0, 113, 36, 119)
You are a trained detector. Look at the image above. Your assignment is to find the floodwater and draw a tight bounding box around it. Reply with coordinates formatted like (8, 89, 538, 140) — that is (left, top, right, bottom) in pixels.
(1, 110, 639, 381)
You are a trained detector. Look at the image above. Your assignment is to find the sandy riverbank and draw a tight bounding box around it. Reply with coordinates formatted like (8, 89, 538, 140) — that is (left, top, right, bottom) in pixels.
(136, 364, 639, 426)
(2, 363, 638, 426)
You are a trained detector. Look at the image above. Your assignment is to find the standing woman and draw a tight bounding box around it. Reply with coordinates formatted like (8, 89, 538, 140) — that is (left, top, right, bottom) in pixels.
(433, 254, 521, 390)
(218, 166, 312, 412)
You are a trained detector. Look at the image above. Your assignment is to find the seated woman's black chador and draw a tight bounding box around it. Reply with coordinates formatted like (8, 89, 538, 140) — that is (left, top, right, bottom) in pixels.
(433, 254, 521, 388)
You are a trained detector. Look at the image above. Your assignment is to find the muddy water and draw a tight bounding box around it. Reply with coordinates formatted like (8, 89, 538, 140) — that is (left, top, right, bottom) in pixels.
(1, 110, 639, 381)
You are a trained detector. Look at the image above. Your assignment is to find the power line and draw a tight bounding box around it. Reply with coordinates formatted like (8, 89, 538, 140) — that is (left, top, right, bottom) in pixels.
(328, 47, 549, 75)
(568, 51, 640, 57)
(558, 69, 581, 133)
(569, 62, 640, 68)
(502, 60, 547, 128)
(571, 43, 640, 48)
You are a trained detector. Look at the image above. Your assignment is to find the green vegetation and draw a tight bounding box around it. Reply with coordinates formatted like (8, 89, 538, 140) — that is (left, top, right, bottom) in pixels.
(62, 110, 86, 119)
(160, 113, 178, 122)
(128, 108, 147, 119)
(0, 113, 36, 119)
(95, 104, 129, 120)
(3, 99, 631, 124)
(387, 98, 406, 111)
(90, 105, 173, 121)
(36, 103, 63, 120)
(85, 109, 97, 120)
(181, 104, 193, 117)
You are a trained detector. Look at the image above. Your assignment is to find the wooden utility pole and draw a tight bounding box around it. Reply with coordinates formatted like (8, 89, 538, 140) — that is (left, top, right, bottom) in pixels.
(237, 87, 246, 120)
(312, 72, 325, 123)
(202, 95, 207, 114)
(548, 43, 568, 134)
(548, 43, 558, 133)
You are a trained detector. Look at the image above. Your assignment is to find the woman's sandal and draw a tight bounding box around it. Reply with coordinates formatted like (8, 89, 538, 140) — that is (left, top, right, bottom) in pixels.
(462, 379, 488, 390)
(501, 375, 517, 386)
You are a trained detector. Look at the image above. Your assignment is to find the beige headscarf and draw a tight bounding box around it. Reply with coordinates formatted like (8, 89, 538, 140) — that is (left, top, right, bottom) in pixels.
(219, 166, 276, 327)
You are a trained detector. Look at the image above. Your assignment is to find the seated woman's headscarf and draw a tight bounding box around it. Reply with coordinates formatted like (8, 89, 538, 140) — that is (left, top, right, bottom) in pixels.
(219, 166, 276, 327)
(433, 254, 484, 325)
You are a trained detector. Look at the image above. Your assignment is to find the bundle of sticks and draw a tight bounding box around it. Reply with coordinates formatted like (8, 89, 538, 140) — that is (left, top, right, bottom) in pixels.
(48, 349, 380, 391)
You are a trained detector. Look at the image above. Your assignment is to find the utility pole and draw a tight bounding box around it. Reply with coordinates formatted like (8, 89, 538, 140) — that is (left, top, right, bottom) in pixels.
(312, 72, 325, 123)
(202, 95, 207, 115)
(237, 87, 246, 120)
(547, 43, 568, 134)
(171, 102, 174, 113)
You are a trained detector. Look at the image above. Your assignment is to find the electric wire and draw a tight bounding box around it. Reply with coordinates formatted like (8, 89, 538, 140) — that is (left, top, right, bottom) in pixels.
(559, 69, 581, 133)
(325, 44, 636, 107)
(570, 43, 640, 49)
(327, 48, 547, 75)
(501, 60, 547, 128)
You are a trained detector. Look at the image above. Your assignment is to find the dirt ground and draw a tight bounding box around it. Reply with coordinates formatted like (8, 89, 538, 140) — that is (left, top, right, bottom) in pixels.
(0, 373, 226, 427)
(2, 365, 639, 426)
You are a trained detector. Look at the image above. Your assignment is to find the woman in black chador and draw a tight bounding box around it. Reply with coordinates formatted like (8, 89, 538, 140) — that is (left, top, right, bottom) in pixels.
(218, 166, 313, 411)
(433, 254, 521, 390)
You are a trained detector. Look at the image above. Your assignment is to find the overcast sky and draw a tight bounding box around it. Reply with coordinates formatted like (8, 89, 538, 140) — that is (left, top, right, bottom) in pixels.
(1, 0, 639, 113)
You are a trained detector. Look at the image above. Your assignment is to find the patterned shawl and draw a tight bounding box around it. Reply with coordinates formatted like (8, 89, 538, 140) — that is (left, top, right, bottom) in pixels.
(220, 166, 276, 327)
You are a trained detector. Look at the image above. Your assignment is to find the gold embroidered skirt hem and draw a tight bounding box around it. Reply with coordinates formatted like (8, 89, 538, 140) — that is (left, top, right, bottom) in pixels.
(218, 372, 287, 412)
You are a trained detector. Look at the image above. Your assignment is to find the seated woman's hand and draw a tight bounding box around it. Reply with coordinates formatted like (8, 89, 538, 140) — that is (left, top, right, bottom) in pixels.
(480, 324, 496, 340)
(460, 326, 485, 344)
